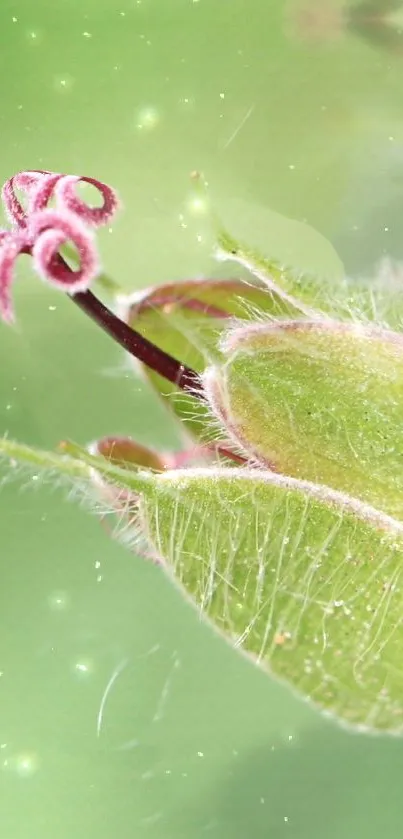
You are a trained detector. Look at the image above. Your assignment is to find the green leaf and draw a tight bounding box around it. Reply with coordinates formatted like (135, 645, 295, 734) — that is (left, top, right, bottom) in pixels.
(136, 467, 403, 734)
(215, 227, 403, 331)
(0, 437, 91, 482)
(216, 227, 322, 316)
(203, 320, 403, 519)
(121, 278, 299, 440)
(4, 434, 403, 733)
(214, 196, 345, 287)
(0, 437, 151, 497)
(215, 198, 348, 318)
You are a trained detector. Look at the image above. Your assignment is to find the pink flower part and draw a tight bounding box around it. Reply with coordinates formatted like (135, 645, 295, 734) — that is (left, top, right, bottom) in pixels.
(2, 175, 30, 229)
(30, 208, 99, 293)
(28, 172, 64, 214)
(2, 170, 55, 228)
(0, 169, 120, 322)
(0, 231, 29, 323)
(2, 170, 119, 230)
(55, 174, 120, 226)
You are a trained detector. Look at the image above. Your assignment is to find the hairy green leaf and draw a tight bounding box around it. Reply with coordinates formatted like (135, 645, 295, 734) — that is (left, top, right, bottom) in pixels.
(137, 467, 403, 734)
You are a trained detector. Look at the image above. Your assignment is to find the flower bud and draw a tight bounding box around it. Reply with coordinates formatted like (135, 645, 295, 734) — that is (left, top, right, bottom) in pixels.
(203, 319, 403, 518)
(120, 277, 297, 440)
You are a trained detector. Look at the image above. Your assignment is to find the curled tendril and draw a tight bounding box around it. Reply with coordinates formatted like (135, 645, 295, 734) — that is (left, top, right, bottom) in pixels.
(0, 169, 120, 322)
(54, 175, 119, 226)
(30, 208, 99, 293)
(0, 232, 28, 323)
(29, 173, 67, 216)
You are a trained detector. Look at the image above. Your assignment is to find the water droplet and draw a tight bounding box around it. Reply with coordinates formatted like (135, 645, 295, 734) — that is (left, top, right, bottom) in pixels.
(186, 196, 208, 216)
(53, 75, 74, 93)
(3, 751, 39, 778)
(27, 30, 42, 43)
(135, 106, 160, 131)
(72, 658, 94, 678)
(48, 590, 70, 612)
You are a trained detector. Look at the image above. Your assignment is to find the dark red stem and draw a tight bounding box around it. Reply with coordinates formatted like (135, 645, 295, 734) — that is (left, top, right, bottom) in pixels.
(73, 289, 203, 395)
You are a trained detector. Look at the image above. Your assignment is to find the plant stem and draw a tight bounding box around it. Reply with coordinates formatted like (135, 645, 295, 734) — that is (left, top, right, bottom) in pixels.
(73, 289, 203, 395)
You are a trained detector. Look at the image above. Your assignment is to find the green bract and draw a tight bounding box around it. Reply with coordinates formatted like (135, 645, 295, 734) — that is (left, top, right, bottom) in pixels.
(203, 319, 403, 519)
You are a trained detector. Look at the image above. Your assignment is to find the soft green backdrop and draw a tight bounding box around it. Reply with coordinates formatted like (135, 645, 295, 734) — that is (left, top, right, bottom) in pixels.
(2, 0, 403, 836)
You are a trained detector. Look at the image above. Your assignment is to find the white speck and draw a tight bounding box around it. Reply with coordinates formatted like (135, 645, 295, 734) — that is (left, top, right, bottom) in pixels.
(135, 106, 160, 131)
(117, 737, 139, 751)
(4, 752, 39, 777)
(153, 654, 180, 723)
(284, 816, 289, 823)
(197, 751, 204, 758)
(48, 590, 70, 612)
(73, 658, 94, 678)
(96, 658, 129, 737)
(288, 164, 295, 170)
(219, 92, 225, 99)
(178, 213, 188, 229)
(186, 196, 208, 216)
(83, 31, 92, 38)
(12, 16, 18, 22)
(222, 104, 255, 150)
(53, 75, 74, 92)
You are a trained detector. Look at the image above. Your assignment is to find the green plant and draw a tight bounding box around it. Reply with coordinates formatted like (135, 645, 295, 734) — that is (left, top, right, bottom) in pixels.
(2, 168, 403, 736)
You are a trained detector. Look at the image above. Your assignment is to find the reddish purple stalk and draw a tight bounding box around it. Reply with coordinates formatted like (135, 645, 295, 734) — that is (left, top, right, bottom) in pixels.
(73, 288, 203, 394)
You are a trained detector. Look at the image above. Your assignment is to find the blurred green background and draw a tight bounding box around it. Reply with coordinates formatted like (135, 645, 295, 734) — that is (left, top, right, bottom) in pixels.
(2, 0, 403, 836)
